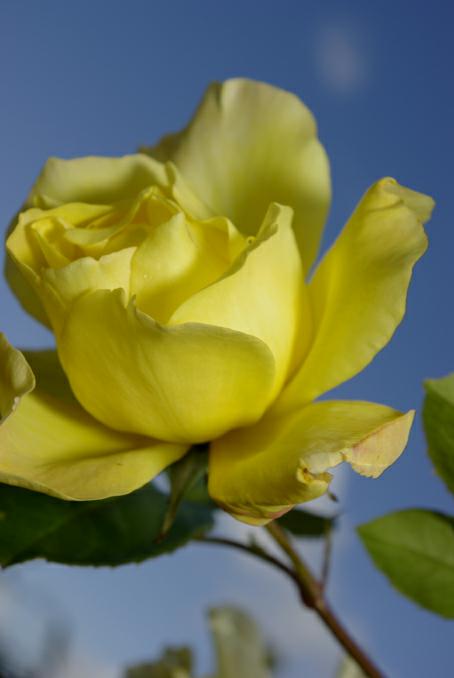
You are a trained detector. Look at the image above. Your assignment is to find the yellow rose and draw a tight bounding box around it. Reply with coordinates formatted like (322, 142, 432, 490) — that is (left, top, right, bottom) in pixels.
(2, 79, 434, 524)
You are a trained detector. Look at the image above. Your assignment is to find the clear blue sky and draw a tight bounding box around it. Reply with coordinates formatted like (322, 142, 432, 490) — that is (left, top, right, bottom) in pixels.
(0, 1, 453, 676)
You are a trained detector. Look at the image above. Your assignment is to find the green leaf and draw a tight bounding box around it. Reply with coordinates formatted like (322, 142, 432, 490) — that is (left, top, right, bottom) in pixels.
(277, 508, 334, 537)
(0, 482, 214, 568)
(423, 374, 454, 496)
(358, 509, 454, 618)
(160, 445, 211, 538)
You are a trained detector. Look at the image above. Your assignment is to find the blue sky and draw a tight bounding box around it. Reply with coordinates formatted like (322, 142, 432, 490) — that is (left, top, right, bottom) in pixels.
(0, 1, 453, 676)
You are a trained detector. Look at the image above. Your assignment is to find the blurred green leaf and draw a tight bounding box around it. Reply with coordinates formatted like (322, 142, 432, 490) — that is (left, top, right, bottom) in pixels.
(336, 656, 367, 678)
(423, 374, 454, 496)
(207, 607, 272, 678)
(277, 508, 334, 537)
(358, 509, 454, 618)
(0, 482, 214, 567)
(125, 648, 193, 678)
(122, 607, 273, 678)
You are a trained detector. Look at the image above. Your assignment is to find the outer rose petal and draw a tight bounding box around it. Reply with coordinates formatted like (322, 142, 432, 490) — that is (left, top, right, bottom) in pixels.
(274, 178, 434, 414)
(0, 351, 187, 500)
(58, 289, 276, 443)
(26, 154, 166, 208)
(147, 78, 331, 272)
(170, 204, 311, 393)
(0, 334, 35, 422)
(209, 400, 414, 525)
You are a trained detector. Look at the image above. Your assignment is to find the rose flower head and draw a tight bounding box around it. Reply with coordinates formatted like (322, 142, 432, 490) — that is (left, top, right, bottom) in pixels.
(2, 79, 434, 524)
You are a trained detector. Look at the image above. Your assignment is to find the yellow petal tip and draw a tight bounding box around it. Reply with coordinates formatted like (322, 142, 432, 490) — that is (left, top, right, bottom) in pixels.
(344, 409, 415, 478)
(377, 177, 435, 224)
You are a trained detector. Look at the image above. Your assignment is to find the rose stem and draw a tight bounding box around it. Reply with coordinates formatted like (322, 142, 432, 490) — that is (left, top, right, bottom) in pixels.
(195, 525, 384, 678)
(265, 521, 384, 678)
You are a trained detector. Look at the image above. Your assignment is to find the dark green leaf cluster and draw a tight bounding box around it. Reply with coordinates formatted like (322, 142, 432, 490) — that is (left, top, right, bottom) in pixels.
(0, 482, 213, 567)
